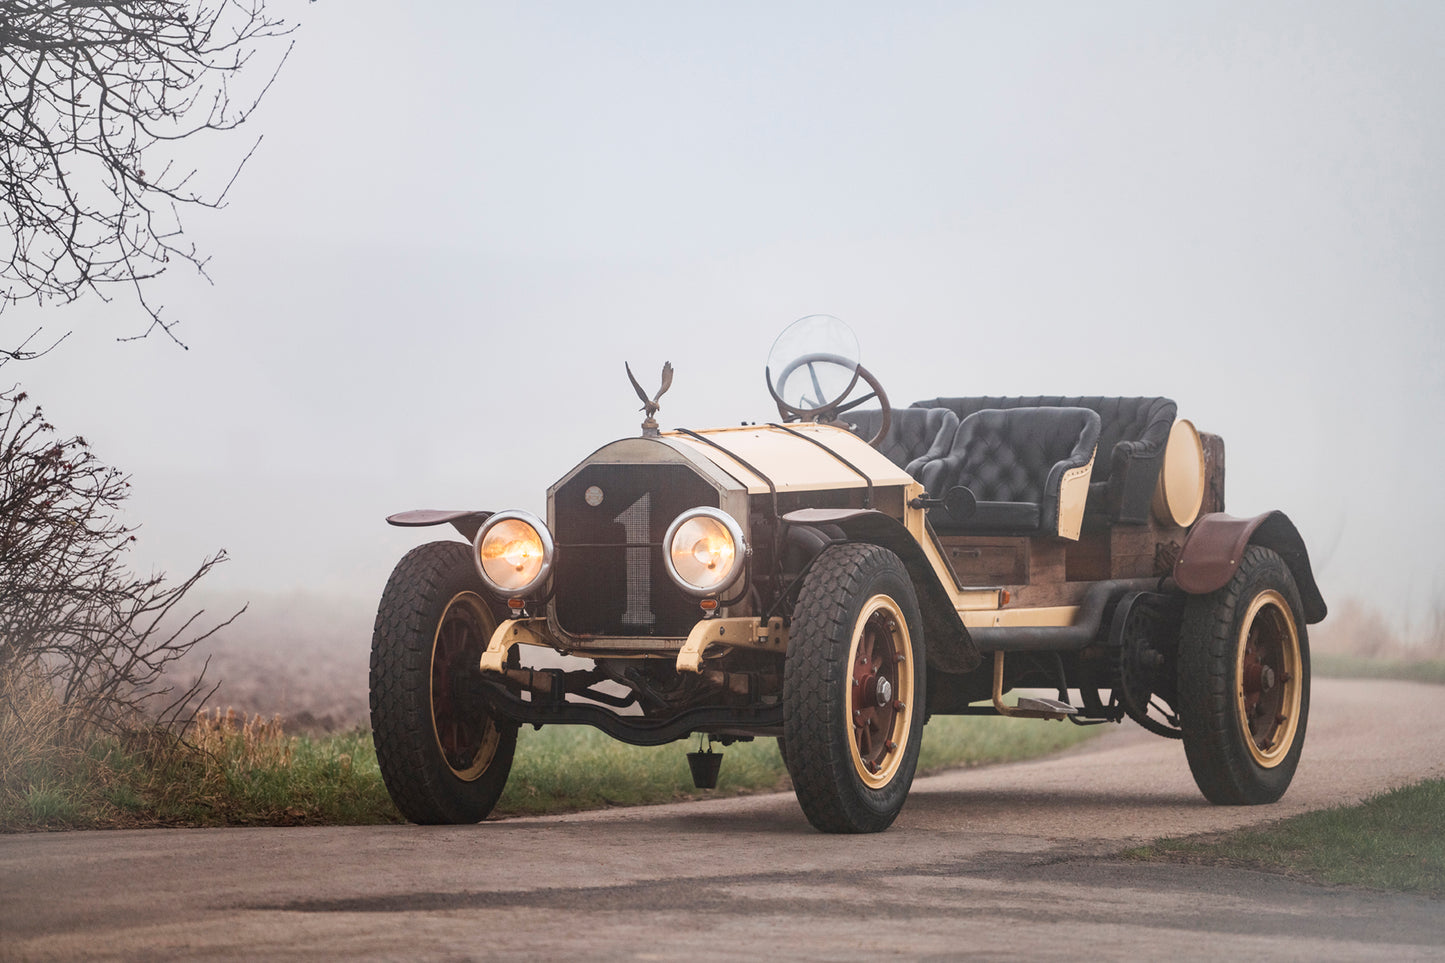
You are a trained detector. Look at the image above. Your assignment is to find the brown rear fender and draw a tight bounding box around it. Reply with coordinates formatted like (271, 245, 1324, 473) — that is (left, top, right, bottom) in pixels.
(781, 508, 982, 673)
(1173, 511, 1327, 624)
(386, 509, 494, 543)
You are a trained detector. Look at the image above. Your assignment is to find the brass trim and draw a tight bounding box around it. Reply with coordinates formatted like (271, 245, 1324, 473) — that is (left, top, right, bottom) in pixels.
(990, 652, 1073, 720)
(1056, 451, 1095, 541)
(676, 616, 788, 673)
(962, 605, 1080, 629)
(480, 617, 553, 673)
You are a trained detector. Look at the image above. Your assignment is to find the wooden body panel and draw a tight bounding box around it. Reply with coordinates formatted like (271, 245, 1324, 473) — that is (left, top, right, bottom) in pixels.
(932, 424, 1225, 611)
(936, 514, 1190, 605)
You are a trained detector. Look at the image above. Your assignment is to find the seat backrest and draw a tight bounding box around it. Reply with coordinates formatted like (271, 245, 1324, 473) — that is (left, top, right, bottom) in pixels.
(845, 407, 959, 476)
(910, 397, 1170, 479)
(918, 406, 1100, 538)
(943, 407, 1100, 502)
(910, 396, 1175, 523)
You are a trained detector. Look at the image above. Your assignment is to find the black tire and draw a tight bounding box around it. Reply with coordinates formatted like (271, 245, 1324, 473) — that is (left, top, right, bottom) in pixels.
(783, 543, 926, 833)
(1178, 545, 1310, 805)
(370, 541, 517, 824)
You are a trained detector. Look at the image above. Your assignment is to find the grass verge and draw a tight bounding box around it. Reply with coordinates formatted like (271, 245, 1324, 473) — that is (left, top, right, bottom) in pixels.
(1124, 779, 1445, 898)
(496, 712, 1099, 816)
(2, 709, 1099, 831)
(1, 709, 397, 830)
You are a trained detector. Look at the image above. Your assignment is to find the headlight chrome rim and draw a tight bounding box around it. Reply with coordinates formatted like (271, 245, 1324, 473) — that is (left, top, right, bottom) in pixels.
(664, 507, 748, 598)
(473, 509, 554, 599)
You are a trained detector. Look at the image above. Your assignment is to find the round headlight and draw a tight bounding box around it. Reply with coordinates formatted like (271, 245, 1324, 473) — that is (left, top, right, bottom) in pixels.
(473, 510, 554, 599)
(664, 507, 747, 598)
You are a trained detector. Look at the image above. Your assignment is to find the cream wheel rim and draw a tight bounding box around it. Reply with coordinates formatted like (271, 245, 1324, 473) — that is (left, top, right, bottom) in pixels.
(1234, 590, 1303, 768)
(430, 592, 502, 780)
(846, 595, 915, 788)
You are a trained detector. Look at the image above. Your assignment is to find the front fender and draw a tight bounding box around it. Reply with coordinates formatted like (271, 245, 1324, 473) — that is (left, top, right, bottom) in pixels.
(386, 509, 493, 542)
(1173, 511, 1327, 624)
(781, 508, 982, 673)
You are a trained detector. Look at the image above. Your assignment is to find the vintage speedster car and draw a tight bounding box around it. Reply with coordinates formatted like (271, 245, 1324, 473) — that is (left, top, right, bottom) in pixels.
(370, 316, 1326, 833)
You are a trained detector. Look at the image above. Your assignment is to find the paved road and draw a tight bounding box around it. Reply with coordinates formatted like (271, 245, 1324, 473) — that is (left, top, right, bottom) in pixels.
(3, 678, 1443, 961)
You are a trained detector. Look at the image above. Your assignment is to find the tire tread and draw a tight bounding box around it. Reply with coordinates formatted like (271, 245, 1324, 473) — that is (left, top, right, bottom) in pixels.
(783, 543, 924, 833)
(1178, 544, 1309, 805)
(370, 541, 515, 824)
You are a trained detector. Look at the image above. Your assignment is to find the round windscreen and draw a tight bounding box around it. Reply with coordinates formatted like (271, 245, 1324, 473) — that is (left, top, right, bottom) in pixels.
(765, 314, 861, 415)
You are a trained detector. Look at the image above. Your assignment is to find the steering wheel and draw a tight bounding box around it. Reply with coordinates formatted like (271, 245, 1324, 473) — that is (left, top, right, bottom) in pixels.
(766, 352, 892, 448)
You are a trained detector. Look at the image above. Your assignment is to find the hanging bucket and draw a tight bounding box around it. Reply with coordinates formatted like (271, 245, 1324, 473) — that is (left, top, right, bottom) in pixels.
(686, 751, 723, 789)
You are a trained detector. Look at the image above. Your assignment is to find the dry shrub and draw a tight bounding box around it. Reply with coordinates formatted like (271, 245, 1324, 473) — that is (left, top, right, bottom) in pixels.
(1, 675, 363, 830)
(189, 707, 293, 772)
(0, 667, 82, 789)
(0, 387, 239, 735)
(93, 706, 301, 826)
(0, 665, 132, 829)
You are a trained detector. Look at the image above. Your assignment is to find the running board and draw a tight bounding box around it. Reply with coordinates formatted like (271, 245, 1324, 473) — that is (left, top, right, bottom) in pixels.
(992, 652, 1076, 720)
(1015, 696, 1078, 719)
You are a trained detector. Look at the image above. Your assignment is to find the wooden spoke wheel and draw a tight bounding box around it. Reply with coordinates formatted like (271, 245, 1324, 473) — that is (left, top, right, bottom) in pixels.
(1235, 590, 1304, 768)
(430, 593, 503, 780)
(848, 597, 915, 788)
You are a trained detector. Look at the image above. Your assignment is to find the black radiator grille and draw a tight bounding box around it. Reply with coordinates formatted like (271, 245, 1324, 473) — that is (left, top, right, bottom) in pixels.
(553, 464, 720, 637)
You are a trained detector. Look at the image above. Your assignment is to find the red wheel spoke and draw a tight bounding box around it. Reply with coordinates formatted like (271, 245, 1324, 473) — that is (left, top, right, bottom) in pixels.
(848, 608, 910, 771)
(857, 631, 875, 672)
(430, 596, 497, 777)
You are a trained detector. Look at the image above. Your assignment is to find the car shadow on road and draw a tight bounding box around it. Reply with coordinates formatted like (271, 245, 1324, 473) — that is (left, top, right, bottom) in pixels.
(904, 785, 1210, 812)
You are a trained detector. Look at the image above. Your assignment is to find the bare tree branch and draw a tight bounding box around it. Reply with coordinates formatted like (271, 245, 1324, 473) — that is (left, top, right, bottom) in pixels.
(0, 1, 296, 359)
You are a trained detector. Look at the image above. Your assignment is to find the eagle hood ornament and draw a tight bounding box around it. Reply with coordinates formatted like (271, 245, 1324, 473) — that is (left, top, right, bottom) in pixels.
(626, 361, 673, 437)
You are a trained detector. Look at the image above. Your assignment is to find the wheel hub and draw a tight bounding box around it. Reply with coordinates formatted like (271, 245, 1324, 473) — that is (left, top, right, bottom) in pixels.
(874, 676, 893, 707)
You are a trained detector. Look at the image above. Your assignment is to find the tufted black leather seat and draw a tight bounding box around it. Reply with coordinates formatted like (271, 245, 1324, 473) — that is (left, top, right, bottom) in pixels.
(919, 407, 1100, 536)
(845, 407, 960, 477)
(910, 396, 1176, 523)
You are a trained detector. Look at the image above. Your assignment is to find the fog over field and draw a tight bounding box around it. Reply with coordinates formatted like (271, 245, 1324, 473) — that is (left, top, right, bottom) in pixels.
(13, 2, 1444, 718)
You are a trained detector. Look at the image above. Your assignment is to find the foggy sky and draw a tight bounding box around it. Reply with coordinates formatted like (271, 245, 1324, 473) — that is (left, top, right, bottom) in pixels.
(14, 1, 1445, 634)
